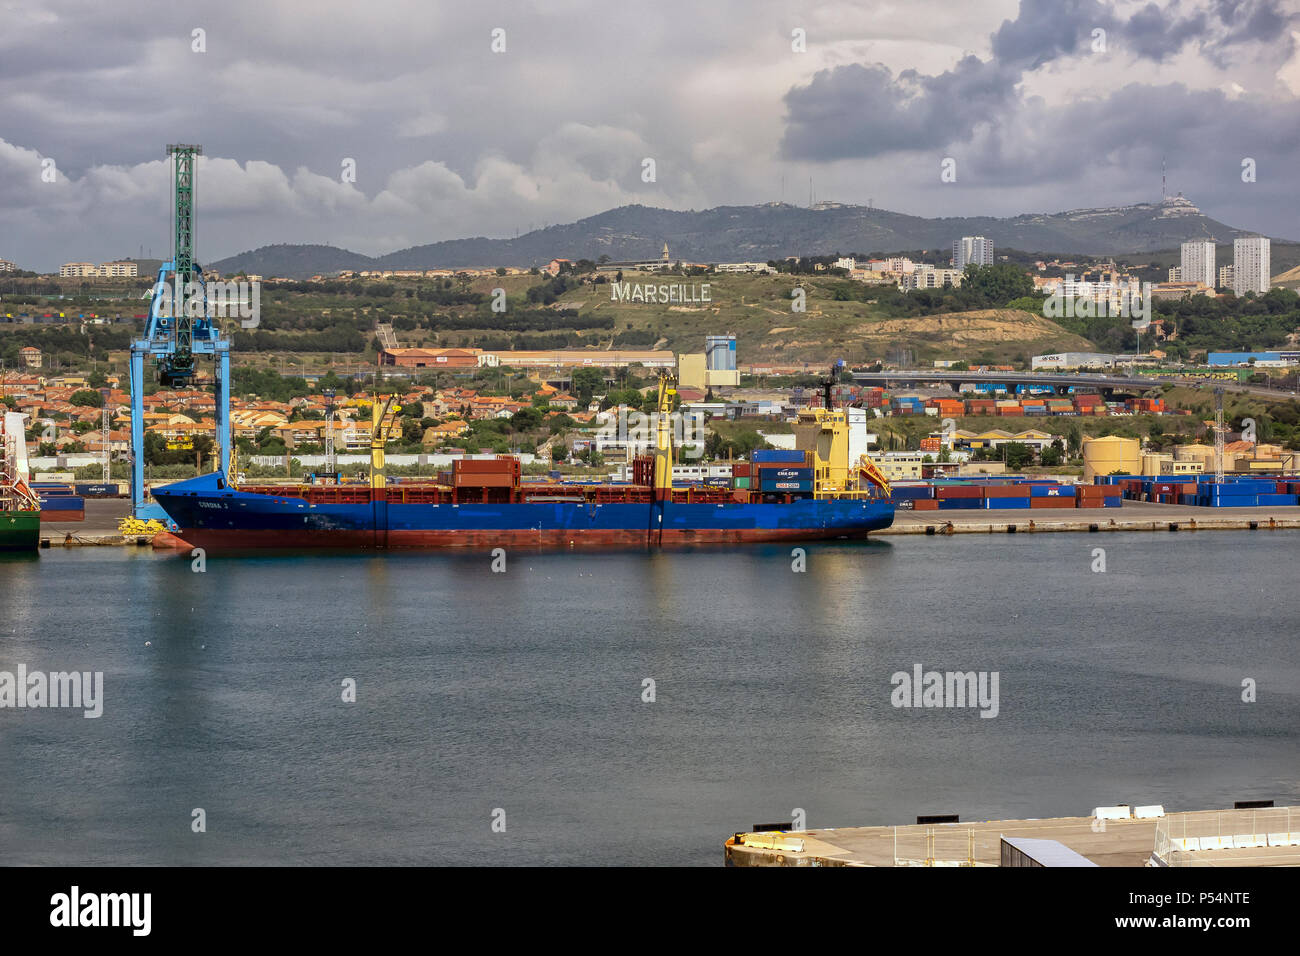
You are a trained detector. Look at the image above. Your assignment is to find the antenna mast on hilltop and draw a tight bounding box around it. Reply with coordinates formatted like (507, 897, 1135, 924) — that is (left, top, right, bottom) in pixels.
(1161, 156, 1166, 201)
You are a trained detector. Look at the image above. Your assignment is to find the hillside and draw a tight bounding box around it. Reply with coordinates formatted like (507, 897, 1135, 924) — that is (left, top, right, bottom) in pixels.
(210, 195, 1289, 278)
(540, 273, 1092, 366)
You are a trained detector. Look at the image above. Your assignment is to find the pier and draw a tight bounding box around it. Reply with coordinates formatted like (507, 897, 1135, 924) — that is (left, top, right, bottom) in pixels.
(726, 806, 1300, 867)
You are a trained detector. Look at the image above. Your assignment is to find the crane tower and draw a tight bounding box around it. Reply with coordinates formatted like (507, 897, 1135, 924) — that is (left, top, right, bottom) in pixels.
(128, 145, 232, 520)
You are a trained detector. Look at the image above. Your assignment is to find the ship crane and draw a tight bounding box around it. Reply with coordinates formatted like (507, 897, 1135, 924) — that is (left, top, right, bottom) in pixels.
(808, 361, 891, 497)
(128, 145, 232, 521)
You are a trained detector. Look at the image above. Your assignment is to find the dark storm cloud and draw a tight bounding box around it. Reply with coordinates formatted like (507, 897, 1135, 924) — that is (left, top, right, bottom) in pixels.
(989, 0, 1120, 69)
(782, 57, 1019, 161)
(781, 0, 1299, 164)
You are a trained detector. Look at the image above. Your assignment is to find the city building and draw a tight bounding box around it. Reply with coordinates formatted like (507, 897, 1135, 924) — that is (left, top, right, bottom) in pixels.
(1207, 351, 1299, 367)
(953, 236, 993, 270)
(1167, 266, 1182, 282)
(1150, 281, 1215, 300)
(1031, 352, 1121, 370)
(713, 262, 773, 273)
(1179, 241, 1215, 288)
(1232, 236, 1271, 296)
(379, 347, 482, 369)
(59, 260, 139, 278)
(1218, 264, 1234, 289)
(20, 346, 42, 368)
(0, 259, 16, 273)
(678, 334, 740, 390)
(900, 267, 964, 290)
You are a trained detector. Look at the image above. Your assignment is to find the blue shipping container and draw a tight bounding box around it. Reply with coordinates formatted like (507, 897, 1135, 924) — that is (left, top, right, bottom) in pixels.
(890, 485, 934, 500)
(75, 483, 117, 497)
(1257, 494, 1299, 506)
(1030, 485, 1076, 497)
(39, 495, 85, 510)
(762, 467, 812, 480)
(752, 450, 807, 464)
(983, 498, 1031, 509)
(937, 498, 982, 510)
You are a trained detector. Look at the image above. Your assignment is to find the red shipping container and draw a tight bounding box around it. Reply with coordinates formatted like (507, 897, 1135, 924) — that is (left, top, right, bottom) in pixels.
(913, 498, 940, 511)
(456, 458, 519, 474)
(936, 485, 982, 499)
(1029, 497, 1077, 509)
(984, 485, 1029, 498)
(454, 473, 515, 488)
(1076, 499, 1103, 509)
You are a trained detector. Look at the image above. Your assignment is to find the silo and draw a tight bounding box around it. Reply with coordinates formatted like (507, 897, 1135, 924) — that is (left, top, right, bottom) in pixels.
(1083, 435, 1140, 481)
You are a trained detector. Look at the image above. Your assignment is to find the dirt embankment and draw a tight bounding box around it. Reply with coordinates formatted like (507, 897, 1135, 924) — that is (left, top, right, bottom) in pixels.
(852, 309, 1094, 349)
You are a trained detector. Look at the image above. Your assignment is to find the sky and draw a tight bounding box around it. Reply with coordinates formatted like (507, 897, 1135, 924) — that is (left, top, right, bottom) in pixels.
(1, 0, 1298, 271)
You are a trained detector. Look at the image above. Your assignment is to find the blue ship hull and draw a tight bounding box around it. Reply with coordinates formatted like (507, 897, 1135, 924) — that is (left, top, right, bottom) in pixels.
(153, 473, 894, 550)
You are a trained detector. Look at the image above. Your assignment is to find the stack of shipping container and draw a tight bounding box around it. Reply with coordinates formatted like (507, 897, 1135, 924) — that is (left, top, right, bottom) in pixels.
(1097, 474, 1300, 507)
(31, 483, 86, 522)
(751, 449, 813, 495)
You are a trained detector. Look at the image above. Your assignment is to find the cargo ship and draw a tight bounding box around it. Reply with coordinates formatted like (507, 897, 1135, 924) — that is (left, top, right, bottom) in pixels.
(1, 412, 41, 552)
(152, 374, 894, 551)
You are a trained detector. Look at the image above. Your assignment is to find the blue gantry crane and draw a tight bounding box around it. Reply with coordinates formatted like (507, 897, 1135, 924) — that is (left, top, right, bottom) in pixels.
(129, 144, 231, 521)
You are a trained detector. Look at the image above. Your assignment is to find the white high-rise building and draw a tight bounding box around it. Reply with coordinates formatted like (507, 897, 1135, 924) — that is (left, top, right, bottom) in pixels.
(1232, 236, 1271, 296)
(953, 236, 993, 270)
(1180, 241, 1215, 288)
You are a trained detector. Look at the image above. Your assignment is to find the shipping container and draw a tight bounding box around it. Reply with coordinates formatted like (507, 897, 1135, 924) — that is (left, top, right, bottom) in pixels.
(983, 497, 1031, 509)
(937, 497, 982, 509)
(890, 485, 934, 500)
(752, 449, 808, 464)
(935, 485, 982, 499)
(759, 479, 813, 492)
(453, 473, 514, 488)
(1257, 494, 1299, 506)
(912, 498, 940, 511)
(74, 483, 120, 497)
(455, 458, 520, 474)
(1030, 485, 1076, 497)
(1029, 497, 1077, 509)
(983, 485, 1029, 498)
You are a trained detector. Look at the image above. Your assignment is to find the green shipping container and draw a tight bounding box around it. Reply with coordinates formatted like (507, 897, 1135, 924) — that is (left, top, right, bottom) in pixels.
(732, 477, 751, 489)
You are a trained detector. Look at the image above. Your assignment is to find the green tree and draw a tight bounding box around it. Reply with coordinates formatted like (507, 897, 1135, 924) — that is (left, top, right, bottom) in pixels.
(70, 389, 103, 407)
(571, 367, 604, 403)
(1003, 441, 1034, 469)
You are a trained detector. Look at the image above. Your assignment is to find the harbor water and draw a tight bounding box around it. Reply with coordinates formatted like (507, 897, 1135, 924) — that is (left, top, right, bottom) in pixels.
(1, 531, 1297, 865)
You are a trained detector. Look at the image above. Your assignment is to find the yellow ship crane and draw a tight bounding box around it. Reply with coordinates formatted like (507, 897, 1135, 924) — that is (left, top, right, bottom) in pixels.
(369, 393, 402, 490)
(649, 369, 677, 546)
